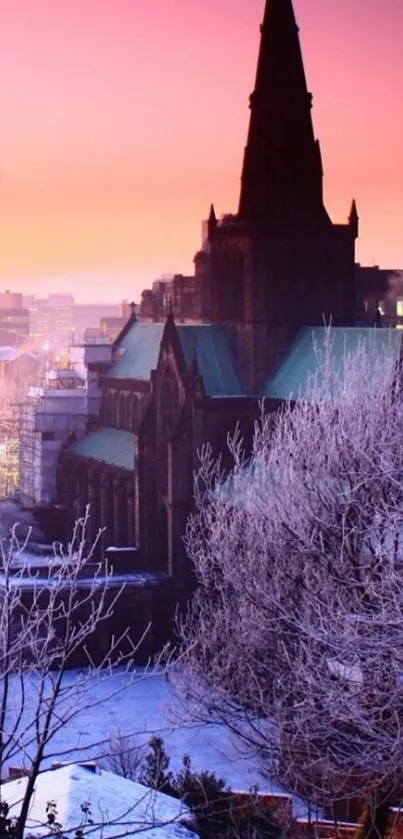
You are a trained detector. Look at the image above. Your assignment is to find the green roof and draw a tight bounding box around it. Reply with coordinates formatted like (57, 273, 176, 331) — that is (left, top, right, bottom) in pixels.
(176, 325, 244, 397)
(67, 427, 135, 471)
(263, 327, 403, 401)
(109, 323, 164, 380)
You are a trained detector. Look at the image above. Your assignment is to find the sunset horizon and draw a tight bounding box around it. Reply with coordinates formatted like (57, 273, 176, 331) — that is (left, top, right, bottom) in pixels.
(1, 0, 402, 302)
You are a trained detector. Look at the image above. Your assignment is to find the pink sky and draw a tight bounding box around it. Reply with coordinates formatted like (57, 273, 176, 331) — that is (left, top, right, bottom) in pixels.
(0, 0, 402, 302)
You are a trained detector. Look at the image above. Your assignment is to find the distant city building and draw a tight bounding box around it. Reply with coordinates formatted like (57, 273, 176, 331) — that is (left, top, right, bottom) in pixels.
(355, 265, 403, 326)
(139, 288, 158, 321)
(0, 291, 24, 310)
(0, 348, 39, 387)
(140, 279, 171, 321)
(0, 291, 30, 347)
(140, 273, 203, 323)
(23, 294, 125, 349)
(70, 302, 124, 341)
(47, 294, 74, 307)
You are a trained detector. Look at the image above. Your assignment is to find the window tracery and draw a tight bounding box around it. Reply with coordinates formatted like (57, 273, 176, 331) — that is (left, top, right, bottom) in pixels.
(157, 365, 180, 497)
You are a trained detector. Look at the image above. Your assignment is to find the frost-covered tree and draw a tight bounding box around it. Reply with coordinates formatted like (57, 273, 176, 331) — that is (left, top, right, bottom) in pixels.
(177, 329, 403, 836)
(104, 728, 146, 780)
(0, 509, 143, 839)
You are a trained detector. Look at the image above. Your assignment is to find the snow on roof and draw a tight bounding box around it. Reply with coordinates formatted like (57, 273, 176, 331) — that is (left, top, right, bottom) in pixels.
(0, 668, 290, 807)
(0, 569, 167, 590)
(4, 763, 198, 839)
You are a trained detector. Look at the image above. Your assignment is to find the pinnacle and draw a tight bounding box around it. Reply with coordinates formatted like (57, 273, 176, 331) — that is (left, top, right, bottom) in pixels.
(349, 199, 359, 221)
(208, 204, 217, 223)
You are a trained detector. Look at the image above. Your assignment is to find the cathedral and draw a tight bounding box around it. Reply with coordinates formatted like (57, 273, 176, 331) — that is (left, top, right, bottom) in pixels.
(57, 0, 365, 649)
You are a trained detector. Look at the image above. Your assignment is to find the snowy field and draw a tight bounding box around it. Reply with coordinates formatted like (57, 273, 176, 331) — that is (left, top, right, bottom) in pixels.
(7, 667, 287, 797)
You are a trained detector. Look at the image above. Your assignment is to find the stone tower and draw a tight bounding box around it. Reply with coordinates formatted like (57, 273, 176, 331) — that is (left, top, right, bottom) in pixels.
(207, 0, 358, 389)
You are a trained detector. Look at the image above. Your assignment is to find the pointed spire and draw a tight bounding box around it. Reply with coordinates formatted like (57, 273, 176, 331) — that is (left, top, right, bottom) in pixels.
(207, 203, 217, 238)
(257, 0, 308, 102)
(348, 199, 359, 238)
(238, 0, 328, 228)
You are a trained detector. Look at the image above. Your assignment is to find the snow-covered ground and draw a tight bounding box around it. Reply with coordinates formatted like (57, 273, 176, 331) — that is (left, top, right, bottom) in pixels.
(6, 667, 286, 797)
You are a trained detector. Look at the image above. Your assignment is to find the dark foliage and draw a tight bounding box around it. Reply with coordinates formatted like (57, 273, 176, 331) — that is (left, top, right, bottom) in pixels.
(139, 736, 284, 839)
(0, 802, 16, 839)
(138, 735, 174, 794)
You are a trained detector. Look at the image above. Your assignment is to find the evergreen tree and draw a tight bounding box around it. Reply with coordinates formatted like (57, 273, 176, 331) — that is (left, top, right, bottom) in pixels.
(138, 736, 173, 793)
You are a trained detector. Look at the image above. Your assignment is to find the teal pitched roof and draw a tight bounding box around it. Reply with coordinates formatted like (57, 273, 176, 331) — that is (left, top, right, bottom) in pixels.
(67, 427, 135, 471)
(109, 323, 164, 380)
(176, 325, 244, 397)
(263, 327, 403, 401)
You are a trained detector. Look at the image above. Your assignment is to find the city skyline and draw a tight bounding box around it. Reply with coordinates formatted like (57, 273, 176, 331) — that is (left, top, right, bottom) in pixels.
(0, 0, 402, 302)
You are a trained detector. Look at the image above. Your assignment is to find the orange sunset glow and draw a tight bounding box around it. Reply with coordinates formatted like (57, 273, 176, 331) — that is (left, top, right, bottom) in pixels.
(0, 0, 402, 302)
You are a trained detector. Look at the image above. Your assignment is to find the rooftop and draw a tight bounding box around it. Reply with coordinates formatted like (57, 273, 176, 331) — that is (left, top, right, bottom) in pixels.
(109, 322, 165, 380)
(66, 427, 135, 471)
(176, 324, 244, 397)
(4, 763, 197, 839)
(263, 327, 403, 401)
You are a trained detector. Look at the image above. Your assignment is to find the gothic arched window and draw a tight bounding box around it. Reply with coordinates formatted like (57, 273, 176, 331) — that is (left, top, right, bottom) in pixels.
(131, 393, 140, 431)
(119, 392, 126, 430)
(126, 394, 131, 430)
(107, 390, 116, 426)
(157, 365, 180, 497)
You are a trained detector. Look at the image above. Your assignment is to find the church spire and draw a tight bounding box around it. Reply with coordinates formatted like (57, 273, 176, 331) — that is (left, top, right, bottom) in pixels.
(207, 203, 217, 237)
(238, 0, 329, 228)
(348, 199, 359, 238)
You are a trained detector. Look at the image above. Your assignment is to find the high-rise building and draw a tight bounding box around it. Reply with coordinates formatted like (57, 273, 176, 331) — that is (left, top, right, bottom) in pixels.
(0, 291, 24, 310)
(0, 290, 30, 346)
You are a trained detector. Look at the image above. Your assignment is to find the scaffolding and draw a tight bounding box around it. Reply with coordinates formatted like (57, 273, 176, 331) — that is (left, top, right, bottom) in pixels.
(19, 370, 87, 509)
(0, 406, 19, 501)
(19, 390, 39, 508)
(16, 336, 111, 509)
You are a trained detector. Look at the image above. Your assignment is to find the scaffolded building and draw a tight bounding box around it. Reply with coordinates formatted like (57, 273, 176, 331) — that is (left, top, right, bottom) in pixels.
(19, 338, 111, 509)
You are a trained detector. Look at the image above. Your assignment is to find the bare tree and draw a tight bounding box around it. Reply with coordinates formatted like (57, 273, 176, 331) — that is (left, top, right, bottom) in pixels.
(103, 728, 146, 780)
(177, 329, 403, 837)
(0, 509, 147, 839)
